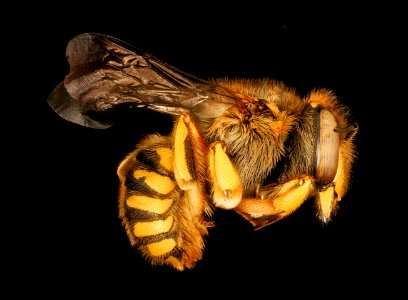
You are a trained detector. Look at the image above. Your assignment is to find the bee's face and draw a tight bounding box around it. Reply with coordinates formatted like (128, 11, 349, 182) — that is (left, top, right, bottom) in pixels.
(48, 33, 358, 270)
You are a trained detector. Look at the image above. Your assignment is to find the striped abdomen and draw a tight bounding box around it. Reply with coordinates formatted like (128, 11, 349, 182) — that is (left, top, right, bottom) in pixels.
(117, 134, 211, 270)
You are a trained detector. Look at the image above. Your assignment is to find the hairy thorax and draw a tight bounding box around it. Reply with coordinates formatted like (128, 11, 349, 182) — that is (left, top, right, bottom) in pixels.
(205, 78, 306, 195)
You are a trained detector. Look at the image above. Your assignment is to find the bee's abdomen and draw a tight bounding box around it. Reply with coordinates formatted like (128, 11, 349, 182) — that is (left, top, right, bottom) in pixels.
(124, 167, 179, 247)
(117, 134, 206, 270)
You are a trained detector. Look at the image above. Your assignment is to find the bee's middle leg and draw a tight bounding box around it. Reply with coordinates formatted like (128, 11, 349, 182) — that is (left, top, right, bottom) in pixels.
(205, 141, 315, 230)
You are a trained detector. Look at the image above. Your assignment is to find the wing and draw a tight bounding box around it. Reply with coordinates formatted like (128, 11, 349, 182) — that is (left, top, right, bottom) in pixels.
(47, 32, 237, 129)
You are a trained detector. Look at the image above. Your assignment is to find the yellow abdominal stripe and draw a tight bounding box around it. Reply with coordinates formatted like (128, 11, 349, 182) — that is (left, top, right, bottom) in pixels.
(131, 168, 178, 258)
(147, 239, 177, 257)
(156, 147, 174, 171)
(133, 170, 176, 194)
(126, 195, 173, 214)
(133, 216, 174, 237)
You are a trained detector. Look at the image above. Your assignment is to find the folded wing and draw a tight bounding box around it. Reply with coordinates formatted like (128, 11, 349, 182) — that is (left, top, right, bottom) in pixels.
(48, 32, 236, 129)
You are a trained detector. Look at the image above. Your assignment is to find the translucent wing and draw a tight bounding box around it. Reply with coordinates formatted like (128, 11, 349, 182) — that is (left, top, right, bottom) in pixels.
(48, 32, 237, 129)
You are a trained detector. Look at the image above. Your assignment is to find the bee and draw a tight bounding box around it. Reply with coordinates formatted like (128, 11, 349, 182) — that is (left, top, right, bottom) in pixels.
(47, 32, 358, 271)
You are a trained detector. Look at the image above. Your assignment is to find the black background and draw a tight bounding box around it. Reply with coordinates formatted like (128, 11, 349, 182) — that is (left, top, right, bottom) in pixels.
(9, 4, 405, 297)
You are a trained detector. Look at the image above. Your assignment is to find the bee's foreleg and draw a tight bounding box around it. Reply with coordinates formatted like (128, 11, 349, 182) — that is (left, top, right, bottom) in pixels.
(235, 175, 315, 230)
(235, 109, 358, 230)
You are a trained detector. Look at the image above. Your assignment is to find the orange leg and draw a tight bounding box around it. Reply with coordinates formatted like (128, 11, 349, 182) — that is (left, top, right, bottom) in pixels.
(235, 175, 315, 230)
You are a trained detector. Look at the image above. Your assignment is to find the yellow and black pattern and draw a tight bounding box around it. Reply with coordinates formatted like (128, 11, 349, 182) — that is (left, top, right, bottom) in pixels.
(48, 33, 359, 272)
(117, 134, 209, 270)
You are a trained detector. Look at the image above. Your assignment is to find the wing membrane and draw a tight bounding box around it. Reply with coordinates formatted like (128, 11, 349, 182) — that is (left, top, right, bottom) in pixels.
(48, 32, 236, 128)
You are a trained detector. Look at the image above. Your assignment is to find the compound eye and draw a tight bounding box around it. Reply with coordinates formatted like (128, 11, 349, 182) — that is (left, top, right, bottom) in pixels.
(315, 109, 339, 185)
